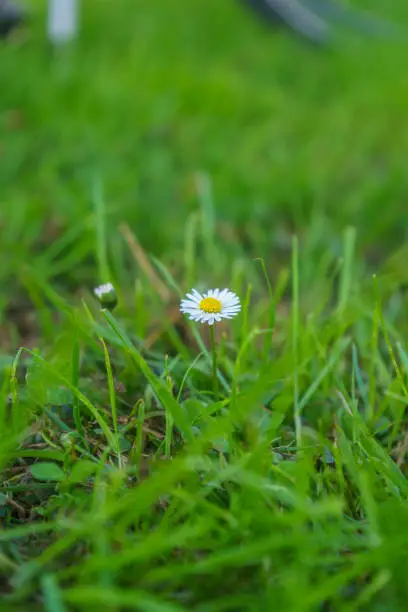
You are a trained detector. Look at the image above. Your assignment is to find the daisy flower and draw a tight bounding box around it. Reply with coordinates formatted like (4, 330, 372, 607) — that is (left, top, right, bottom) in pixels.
(180, 288, 241, 326)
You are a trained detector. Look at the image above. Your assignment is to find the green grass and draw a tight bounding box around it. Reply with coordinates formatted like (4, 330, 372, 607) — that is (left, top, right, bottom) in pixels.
(2, 0, 408, 609)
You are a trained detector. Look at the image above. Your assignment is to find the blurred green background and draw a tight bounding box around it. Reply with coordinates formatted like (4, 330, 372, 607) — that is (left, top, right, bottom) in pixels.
(1, 0, 408, 309)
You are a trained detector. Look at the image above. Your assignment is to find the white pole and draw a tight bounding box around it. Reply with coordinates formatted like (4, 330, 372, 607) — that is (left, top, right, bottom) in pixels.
(47, 0, 78, 43)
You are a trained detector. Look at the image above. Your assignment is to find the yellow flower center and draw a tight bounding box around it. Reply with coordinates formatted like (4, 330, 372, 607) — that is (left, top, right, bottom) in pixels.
(199, 297, 222, 313)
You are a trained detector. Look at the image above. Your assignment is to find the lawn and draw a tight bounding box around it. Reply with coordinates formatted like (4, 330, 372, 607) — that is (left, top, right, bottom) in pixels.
(1, 0, 408, 610)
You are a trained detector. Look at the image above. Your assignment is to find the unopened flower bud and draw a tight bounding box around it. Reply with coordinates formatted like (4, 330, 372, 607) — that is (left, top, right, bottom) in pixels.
(94, 283, 118, 311)
(60, 432, 77, 448)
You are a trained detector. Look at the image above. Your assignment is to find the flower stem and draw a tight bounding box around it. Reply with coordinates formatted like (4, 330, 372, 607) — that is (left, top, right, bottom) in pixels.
(209, 325, 218, 398)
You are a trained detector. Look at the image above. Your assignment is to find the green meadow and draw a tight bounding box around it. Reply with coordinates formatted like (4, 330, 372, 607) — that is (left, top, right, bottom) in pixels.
(1, 1, 408, 609)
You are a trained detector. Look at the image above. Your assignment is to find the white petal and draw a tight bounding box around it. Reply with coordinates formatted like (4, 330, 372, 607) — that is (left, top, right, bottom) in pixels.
(222, 308, 240, 318)
(218, 288, 229, 300)
(227, 290, 239, 299)
(186, 292, 201, 304)
(181, 302, 200, 310)
(223, 294, 239, 306)
(96, 282, 114, 294)
(183, 310, 201, 317)
(180, 299, 196, 309)
(180, 304, 199, 313)
(221, 308, 240, 316)
(222, 302, 240, 311)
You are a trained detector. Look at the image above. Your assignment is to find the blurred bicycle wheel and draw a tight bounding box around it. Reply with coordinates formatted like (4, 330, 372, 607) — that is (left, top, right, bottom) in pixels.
(0, 0, 23, 38)
(242, 0, 406, 45)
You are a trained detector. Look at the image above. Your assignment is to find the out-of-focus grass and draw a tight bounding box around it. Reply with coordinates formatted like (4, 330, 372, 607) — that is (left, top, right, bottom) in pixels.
(2, 1, 408, 273)
(2, 1, 408, 610)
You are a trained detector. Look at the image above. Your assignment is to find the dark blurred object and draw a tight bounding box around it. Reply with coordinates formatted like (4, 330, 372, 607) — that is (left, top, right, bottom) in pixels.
(243, 0, 404, 45)
(244, 0, 328, 43)
(0, 0, 23, 38)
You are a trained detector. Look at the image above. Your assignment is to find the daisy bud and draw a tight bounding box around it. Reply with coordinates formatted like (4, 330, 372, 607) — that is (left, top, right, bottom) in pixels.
(94, 283, 118, 311)
(60, 432, 77, 448)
